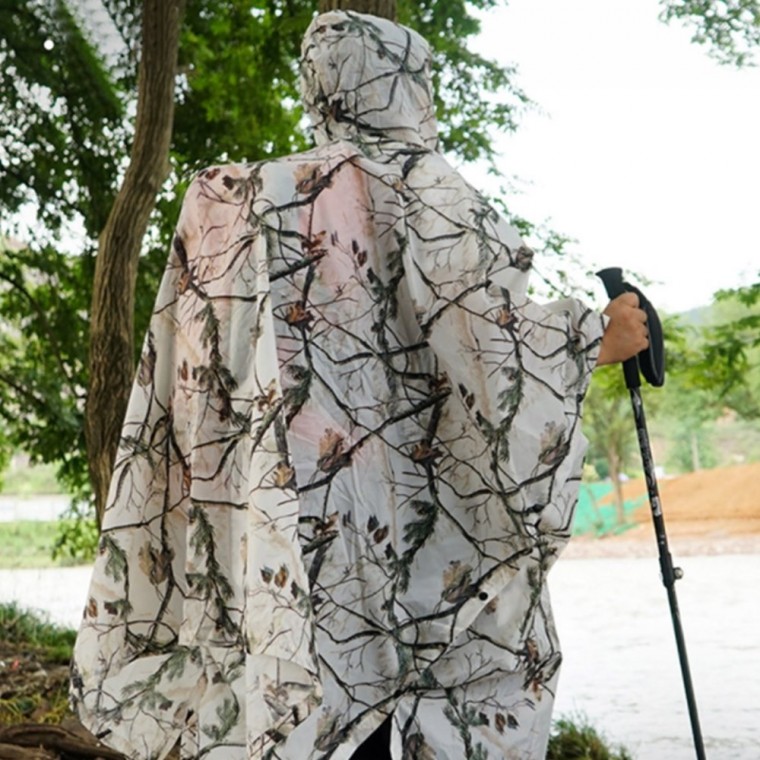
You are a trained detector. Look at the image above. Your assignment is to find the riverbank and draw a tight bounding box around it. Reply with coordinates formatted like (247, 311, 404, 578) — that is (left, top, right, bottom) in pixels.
(569, 461, 760, 558)
(565, 518, 760, 558)
(2, 553, 757, 759)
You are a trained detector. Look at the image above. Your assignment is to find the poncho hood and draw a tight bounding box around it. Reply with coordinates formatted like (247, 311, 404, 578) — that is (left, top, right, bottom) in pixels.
(300, 11, 439, 151)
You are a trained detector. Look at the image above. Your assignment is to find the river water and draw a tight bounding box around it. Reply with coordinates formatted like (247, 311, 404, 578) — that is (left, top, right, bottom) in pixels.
(1, 553, 757, 759)
(550, 553, 759, 760)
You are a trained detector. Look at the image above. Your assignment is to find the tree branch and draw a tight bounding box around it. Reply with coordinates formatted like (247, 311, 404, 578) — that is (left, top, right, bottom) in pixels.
(318, 0, 397, 21)
(86, 0, 186, 523)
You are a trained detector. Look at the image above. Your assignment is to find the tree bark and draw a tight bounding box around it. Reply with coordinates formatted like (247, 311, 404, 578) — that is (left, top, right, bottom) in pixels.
(690, 430, 702, 471)
(86, 0, 186, 524)
(0, 723, 127, 758)
(608, 447, 626, 525)
(318, 0, 397, 20)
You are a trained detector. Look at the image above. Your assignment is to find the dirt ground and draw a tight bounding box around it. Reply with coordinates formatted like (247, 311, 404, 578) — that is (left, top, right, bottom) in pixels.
(567, 461, 760, 558)
(0, 636, 128, 759)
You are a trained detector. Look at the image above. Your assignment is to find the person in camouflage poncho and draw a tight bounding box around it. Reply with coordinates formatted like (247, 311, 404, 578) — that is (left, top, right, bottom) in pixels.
(72, 10, 648, 759)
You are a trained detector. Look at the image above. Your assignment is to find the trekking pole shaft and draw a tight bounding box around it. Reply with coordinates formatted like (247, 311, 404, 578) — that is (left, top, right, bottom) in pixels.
(630, 387, 707, 760)
(597, 266, 705, 758)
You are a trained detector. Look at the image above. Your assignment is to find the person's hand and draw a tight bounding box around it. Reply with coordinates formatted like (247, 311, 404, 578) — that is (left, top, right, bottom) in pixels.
(597, 292, 649, 366)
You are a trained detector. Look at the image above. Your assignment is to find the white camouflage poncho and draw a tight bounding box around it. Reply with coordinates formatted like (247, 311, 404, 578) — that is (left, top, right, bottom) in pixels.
(72, 10, 606, 759)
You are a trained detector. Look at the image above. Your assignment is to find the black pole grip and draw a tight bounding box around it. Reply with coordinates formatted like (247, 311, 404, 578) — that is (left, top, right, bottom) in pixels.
(596, 266, 626, 298)
(596, 267, 665, 389)
(596, 268, 642, 389)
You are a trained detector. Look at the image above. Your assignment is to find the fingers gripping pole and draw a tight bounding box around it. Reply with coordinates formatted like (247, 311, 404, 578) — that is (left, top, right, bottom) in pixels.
(597, 267, 666, 389)
(596, 268, 641, 389)
(596, 269, 707, 760)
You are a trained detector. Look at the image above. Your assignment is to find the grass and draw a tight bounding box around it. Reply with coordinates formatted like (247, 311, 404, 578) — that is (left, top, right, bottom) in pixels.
(547, 715, 634, 760)
(0, 602, 76, 726)
(1, 462, 62, 495)
(0, 601, 76, 663)
(0, 520, 89, 569)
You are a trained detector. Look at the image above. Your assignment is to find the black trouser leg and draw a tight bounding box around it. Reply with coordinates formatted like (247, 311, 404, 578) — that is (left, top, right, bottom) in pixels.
(349, 715, 393, 760)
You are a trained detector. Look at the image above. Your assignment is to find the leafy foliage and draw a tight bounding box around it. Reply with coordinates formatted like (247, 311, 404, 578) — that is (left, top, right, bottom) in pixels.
(701, 280, 760, 411)
(0, 0, 124, 235)
(660, 0, 760, 66)
(0, 239, 91, 497)
(53, 501, 100, 563)
(176, 2, 310, 170)
(582, 365, 639, 520)
(547, 714, 633, 760)
(0, 1, 525, 524)
(586, 295, 760, 482)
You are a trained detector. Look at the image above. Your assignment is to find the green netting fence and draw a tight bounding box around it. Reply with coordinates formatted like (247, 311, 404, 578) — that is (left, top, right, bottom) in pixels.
(573, 482, 647, 537)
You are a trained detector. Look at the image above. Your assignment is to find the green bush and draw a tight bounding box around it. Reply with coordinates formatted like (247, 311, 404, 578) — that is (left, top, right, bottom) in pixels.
(0, 515, 97, 569)
(0, 462, 62, 495)
(0, 602, 76, 664)
(548, 715, 633, 760)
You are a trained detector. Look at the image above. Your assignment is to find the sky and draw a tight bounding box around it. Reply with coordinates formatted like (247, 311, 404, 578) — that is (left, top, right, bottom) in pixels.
(469, 0, 760, 313)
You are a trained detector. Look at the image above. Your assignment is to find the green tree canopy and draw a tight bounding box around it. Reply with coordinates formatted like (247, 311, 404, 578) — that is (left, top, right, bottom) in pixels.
(658, 0, 760, 431)
(660, 0, 760, 66)
(0, 0, 527, 518)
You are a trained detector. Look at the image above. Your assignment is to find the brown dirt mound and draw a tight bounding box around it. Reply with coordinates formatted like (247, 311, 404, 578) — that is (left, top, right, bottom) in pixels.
(606, 460, 760, 524)
(567, 462, 760, 559)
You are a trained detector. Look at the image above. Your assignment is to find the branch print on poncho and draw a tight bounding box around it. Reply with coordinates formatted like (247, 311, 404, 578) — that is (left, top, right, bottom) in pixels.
(72, 10, 605, 760)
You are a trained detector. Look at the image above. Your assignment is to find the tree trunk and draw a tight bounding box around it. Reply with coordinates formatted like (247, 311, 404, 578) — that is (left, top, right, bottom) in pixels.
(608, 448, 626, 525)
(690, 430, 701, 471)
(86, 0, 186, 524)
(0, 723, 127, 759)
(318, 0, 397, 20)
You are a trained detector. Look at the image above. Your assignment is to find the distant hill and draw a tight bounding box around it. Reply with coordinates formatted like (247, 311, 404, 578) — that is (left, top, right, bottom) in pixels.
(672, 303, 711, 327)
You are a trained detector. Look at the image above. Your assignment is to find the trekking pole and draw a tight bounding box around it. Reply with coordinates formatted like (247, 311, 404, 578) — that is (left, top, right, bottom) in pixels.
(597, 267, 707, 760)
